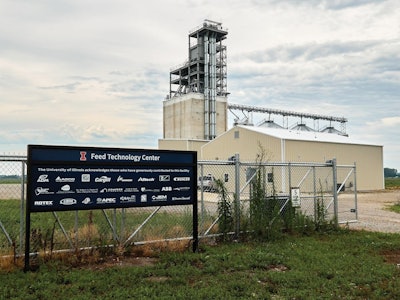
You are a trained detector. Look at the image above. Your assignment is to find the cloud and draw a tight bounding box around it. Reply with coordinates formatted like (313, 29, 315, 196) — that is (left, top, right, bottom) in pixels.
(228, 38, 400, 115)
(263, 0, 390, 11)
(0, 0, 399, 169)
(320, 0, 388, 10)
(0, 66, 164, 149)
(366, 117, 400, 128)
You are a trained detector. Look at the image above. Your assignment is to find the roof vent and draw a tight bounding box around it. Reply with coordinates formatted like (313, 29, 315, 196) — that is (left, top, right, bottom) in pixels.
(290, 123, 315, 132)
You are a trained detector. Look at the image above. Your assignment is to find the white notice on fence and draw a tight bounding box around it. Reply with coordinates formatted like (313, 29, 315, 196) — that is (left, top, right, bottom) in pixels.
(291, 187, 301, 207)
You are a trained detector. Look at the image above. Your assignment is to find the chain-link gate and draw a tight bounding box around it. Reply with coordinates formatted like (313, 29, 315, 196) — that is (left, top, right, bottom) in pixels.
(197, 157, 358, 238)
(0, 155, 357, 263)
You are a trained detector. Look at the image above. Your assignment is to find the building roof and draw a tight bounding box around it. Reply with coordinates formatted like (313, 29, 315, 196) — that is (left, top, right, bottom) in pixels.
(237, 125, 382, 147)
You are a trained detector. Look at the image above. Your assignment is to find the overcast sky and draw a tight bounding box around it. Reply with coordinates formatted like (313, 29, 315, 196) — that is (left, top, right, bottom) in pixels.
(1, 0, 399, 170)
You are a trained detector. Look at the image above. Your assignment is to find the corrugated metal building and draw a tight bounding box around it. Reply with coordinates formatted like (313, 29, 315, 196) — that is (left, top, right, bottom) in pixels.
(199, 125, 384, 190)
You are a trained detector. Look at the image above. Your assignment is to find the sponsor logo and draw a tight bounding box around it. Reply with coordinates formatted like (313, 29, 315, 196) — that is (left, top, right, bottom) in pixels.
(120, 195, 136, 202)
(96, 197, 116, 204)
(159, 175, 170, 182)
(76, 188, 98, 193)
(80, 151, 87, 161)
(100, 188, 123, 193)
(60, 198, 77, 206)
(161, 186, 172, 191)
(140, 194, 147, 202)
(34, 201, 53, 206)
(138, 177, 154, 182)
(141, 187, 160, 192)
(124, 187, 139, 192)
(173, 187, 190, 191)
(35, 187, 53, 196)
(117, 176, 133, 182)
(172, 196, 191, 201)
(81, 174, 90, 182)
(152, 195, 167, 201)
(56, 185, 74, 194)
(95, 176, 111, 183)
(55, 176, 75, 183)
(37, 175, 49, 182)
(82, 197, 91, 204)
(61, 184, 71, 191)
(173, 177, 190, 182)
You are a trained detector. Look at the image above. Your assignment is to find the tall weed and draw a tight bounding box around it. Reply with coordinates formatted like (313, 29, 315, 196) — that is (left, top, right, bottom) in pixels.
(215, 179, 234, 241)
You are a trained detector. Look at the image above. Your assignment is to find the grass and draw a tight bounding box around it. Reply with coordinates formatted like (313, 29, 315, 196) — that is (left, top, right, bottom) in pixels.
(0, 199, 195, 256)
(383, 178, 400, 213)
(384, 177, 400, 213)
(0, 177, 22, 184)
(1, 230, 400, 299)
(387, 203, 400, 214)
(385, 177, 400, 189)
(1, 178, 399, 298)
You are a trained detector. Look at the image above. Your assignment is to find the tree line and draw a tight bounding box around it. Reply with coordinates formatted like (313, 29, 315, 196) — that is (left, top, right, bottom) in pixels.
(384, 168, 399, 178)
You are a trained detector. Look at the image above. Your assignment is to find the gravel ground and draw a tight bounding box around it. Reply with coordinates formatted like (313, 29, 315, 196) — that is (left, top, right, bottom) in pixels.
(348, 189, 400, 233)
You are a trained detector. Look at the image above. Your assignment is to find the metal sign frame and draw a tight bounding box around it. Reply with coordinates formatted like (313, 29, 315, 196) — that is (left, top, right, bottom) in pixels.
(24, 144, 198, 271)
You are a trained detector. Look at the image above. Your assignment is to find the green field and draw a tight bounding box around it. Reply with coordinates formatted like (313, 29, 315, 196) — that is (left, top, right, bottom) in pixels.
(385, 177, 400, 189)
(0, 176, 22, 184)
(1, 178, 400, 298)
(1, 230, 400, 299)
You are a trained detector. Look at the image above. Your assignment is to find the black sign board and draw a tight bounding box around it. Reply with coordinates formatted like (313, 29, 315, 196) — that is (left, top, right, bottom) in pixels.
(25, 144, 198, 271)
(27, 145, 197, 212)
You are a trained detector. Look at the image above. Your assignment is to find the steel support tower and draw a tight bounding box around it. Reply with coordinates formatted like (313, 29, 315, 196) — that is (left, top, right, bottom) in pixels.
(168, 20, 228, 140)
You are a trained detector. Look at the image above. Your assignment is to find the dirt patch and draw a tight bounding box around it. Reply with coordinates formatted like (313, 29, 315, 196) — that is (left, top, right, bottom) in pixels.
(145, 275, 170, 282)
(82, 256, 158, 271)
(267, 264, 289, 272)
(380, 249, 400, 265)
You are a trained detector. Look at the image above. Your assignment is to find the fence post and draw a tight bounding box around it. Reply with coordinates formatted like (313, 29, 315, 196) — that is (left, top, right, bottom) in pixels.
(332, 158, 339, 227)
(199, 163, 204, 234)
(313, 166, 317, 223)
(20, 161, 26, 255)
(234, 153, 240, 238)
(353, 162, 358, 221)
(288, 162, 292, 196)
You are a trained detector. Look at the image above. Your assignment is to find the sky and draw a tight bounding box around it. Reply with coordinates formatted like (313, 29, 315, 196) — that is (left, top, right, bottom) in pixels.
(0, 0, 399, 170)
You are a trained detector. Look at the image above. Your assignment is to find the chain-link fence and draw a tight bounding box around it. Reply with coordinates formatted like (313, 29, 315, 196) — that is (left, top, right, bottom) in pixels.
(0, 155, 357, 262)
(198, 157, 357, 239)
(0, 156, 26, 257)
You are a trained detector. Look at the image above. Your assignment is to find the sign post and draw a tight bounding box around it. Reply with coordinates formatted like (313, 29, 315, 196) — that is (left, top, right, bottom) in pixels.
(25, 145, 197, 271)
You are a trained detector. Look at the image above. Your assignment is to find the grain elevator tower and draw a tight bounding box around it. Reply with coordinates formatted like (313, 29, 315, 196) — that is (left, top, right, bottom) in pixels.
(162, 20, 228, 145)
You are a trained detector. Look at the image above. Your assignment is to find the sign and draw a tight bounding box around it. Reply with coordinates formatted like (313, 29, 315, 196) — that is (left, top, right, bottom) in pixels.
(27, 145, 197, 212)
(291, 187, 301, 208)
(25, 145, 199, 271)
